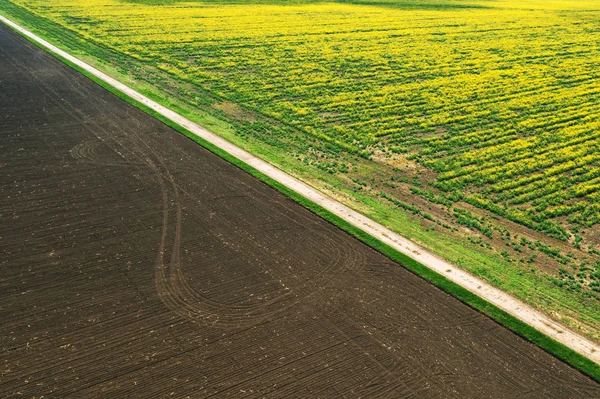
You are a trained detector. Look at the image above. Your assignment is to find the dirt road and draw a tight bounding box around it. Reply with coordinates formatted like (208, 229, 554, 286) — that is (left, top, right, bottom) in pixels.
(2, 14, 597, 364)
(0, 23, 598, 398)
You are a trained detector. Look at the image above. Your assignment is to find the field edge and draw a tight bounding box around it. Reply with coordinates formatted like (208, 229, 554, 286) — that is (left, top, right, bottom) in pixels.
(1, 15, 599, 383)
(5, 0, 600, 343)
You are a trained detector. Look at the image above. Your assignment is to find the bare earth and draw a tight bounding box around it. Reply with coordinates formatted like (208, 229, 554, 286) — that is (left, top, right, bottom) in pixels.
(0, 20, 599, 398)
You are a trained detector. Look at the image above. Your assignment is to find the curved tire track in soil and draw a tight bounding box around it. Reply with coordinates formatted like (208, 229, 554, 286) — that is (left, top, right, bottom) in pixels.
(1, 22, 599, 398)
(150, 147, 364, 328)
(68, 103, 364, 328)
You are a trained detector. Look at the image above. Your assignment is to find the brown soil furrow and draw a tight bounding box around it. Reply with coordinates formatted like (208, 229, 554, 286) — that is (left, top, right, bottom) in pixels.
(0, 22, 598, 398)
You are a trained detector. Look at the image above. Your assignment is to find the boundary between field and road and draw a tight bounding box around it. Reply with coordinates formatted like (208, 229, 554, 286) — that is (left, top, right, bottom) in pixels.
(2, 15, 599, 381)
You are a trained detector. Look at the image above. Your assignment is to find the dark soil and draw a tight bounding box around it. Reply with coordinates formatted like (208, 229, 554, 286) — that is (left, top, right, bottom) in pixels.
(0, 24, 598, 398)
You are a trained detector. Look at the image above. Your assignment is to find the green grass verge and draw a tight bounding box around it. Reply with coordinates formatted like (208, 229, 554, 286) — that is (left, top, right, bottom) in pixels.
(2, 17, 600, 383)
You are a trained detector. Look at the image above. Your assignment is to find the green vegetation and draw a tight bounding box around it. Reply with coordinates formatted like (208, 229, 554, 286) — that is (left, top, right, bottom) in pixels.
(2, 0, 600, 349)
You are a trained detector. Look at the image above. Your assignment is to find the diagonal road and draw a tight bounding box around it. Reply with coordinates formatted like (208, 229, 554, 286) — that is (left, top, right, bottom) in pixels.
(1, 14, 598, 365)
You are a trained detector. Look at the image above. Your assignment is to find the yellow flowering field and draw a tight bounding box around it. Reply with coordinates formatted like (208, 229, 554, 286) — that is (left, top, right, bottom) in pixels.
(4, 0, 600, 335)
(10, 0, 600, 233)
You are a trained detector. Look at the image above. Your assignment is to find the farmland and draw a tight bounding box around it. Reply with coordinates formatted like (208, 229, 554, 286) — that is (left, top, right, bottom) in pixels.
(4, 23, 600, 396)
(2, 0, 600, 338)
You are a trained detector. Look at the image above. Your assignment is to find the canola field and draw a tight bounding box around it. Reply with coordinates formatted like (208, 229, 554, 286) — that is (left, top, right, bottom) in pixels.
(8, 0, 600, 236)
(4, 0, 600, 336)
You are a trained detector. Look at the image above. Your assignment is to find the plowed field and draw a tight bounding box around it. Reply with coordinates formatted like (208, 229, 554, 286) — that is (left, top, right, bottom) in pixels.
(1, 23, 598, 398)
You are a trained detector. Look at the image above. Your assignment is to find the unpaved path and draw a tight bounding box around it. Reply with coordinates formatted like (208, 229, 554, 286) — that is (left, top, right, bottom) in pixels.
(1, 14, 597, 366)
